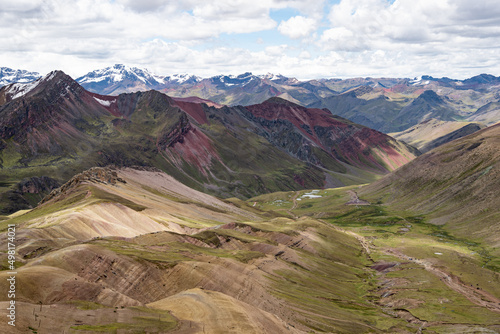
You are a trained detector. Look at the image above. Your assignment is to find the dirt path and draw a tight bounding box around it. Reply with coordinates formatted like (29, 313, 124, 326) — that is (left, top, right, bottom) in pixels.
(283, 192, 300, 219)
(348, 231, 372, 255)
(290, 192, 300, 210)
(384, 249, 500, 314)
(317, 218, 372, 258)
(273, 192, 300, 219)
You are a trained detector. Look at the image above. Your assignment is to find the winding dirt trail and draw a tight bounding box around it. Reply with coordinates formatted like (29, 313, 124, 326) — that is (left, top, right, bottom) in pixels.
(283, 188, 499, 316)
(384, 249, 500, 314)
(284, 192, 300, 219)
(290, 192, 300, 210)
(316, 218, 372, 259)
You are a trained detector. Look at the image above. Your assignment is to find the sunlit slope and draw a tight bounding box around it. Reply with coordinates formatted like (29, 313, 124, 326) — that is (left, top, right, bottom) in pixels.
(0, 167, 256, 244)
(0, 167, 413, 333)
(251, 186, 500, 333)
(389, 118, 483, 152)
(362, 123, 500, 251)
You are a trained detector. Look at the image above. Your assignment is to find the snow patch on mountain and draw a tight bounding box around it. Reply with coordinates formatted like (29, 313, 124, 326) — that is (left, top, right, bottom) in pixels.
(166, 73, 200, 83)
(77, 64, 165, 85)
(0, 67, 41, 87)
(259, 73, 285, 81)
(93, 96, 115, 106)
(7, 79, 41, 99)
(44, 71, 58, 82)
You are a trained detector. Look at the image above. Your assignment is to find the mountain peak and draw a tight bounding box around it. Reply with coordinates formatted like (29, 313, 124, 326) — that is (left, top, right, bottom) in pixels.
(113, 63, 127, 70)
(235, 72, 253, 79)
(260, 72, 281, 80)
(166, 73, 200, 84)
(41, 167, 126, 205)
(0, 67, 41, 87)
(418, 89, 443, 102)
(43, 70, 66, 81)
(463, 73, 500, 84)
(2, 70, 75, 101)
(77, 64, 163, 83)
(261, 96, 298, 106)
(76, 64, 169, 94)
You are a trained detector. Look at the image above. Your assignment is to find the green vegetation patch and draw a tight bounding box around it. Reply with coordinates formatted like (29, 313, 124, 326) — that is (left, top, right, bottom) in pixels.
(65, 300, 107, 310)
(386, 266, 499, 324)
(70, 306, 177, 333)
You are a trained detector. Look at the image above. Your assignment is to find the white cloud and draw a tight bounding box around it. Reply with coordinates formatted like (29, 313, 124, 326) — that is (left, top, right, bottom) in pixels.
(278, 16, 317, 39)
(1, 0, 500, 80)
(323, 0, 500, 50)
(299, 51, 310, 59)
(320, 27, 368, 52)
(265, 45, 289, 56)
(312, 0, 500, 78)
(0, 0, 278, 43)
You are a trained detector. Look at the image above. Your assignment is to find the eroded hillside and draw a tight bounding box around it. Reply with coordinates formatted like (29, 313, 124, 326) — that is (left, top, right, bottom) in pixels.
(1, 165, 499, 333)
(0, 167, 404, 333)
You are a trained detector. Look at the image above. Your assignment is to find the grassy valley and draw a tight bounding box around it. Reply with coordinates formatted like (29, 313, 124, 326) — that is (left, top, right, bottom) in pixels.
(0, 163, 498, 333)
(251, 186, 500, 333)
(0, 167, 409, 333)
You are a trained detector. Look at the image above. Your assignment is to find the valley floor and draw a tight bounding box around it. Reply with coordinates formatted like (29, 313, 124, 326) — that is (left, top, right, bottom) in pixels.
(0, 170, 498, 333)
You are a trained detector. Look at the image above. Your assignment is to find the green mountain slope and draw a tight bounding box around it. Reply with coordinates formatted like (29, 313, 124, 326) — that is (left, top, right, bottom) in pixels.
(0, 72, 418, 213)
(361, 123, 500, 254)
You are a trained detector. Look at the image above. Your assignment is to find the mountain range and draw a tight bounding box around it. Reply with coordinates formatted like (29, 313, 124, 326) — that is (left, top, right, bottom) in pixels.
(0, 70, 417, 214)
(3, 65, 500, 138)
(0, 65, 499, 333)
(0, 67, 40, 87)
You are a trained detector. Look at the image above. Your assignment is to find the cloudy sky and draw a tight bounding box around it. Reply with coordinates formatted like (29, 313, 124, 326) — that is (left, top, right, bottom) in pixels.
(1, 0, 500, 79)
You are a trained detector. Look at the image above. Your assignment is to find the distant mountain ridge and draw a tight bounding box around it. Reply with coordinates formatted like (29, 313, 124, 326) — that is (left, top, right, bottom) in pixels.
(3, 64, 500, 134)
(0, 70, 417, 213)
(0, 67, 41, 87)
(76, 64, 201, 95)
(75, 65, 500, 134)
(4, 64, 500, 99)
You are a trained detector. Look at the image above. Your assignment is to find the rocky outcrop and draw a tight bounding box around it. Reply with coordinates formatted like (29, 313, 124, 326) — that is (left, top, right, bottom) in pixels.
(40, 167, 126, 204)
(157, 113, 192, 149)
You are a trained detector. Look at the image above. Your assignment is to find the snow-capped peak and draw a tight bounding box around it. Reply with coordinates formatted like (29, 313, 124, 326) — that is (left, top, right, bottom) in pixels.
(230, 72, 253, 80)
(43, 70, 59, 82)
(259, 73, 285, 81)
(3, 70, 64, 100)
(410, 76, 433, 86)
(165, 73, 201, 84)
(0, 67, 41, 87)
(210, 72, 258, 86)
(76, 64, 166, 85)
